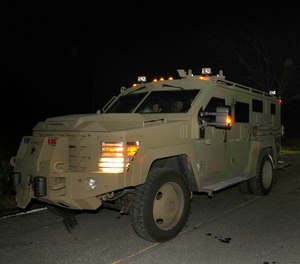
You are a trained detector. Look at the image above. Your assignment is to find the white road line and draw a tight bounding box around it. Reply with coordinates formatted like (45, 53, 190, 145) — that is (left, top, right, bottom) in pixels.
(0, 207, 47, 219)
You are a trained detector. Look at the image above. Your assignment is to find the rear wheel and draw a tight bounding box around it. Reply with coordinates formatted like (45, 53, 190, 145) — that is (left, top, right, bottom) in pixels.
(249, 153, 274, 195)
(130, 168, 191, 242)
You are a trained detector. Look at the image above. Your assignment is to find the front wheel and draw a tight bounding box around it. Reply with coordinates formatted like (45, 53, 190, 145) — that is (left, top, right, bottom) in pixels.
(130, 168, 191, 242)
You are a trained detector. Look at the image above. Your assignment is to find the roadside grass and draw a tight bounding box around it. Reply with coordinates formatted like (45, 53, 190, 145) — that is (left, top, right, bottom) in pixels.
(281, 137, 300, 155)
(280, 148, 300, 155)
(0, 145, 18, 215)
(0, 190, 17, 215)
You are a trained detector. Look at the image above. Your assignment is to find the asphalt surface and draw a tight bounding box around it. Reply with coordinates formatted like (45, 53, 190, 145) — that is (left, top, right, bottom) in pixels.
(0, 153, 299, 264)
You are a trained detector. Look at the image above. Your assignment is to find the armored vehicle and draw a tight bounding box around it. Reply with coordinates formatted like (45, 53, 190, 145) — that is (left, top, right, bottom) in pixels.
(10, 68, 282, 242)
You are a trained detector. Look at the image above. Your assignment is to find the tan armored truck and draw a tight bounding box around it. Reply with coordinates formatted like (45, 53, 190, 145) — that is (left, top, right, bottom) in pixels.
(10, 68, 282, 242)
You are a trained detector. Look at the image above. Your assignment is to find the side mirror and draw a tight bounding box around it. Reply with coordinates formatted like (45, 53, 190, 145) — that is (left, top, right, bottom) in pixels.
(200, 106, 232, 129)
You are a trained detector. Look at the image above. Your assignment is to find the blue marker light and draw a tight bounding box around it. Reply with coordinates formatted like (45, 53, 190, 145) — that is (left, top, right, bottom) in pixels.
(23, 138, 30, 143)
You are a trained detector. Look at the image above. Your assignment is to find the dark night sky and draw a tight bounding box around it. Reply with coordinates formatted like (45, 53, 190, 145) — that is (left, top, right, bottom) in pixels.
(5, 1, 300, 141)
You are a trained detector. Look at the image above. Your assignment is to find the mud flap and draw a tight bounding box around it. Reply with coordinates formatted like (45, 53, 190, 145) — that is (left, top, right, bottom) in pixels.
(16, 182, 32, 209)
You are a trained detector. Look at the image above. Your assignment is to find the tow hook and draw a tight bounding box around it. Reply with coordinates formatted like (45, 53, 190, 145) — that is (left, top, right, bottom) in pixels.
(10, 172, 21, 191)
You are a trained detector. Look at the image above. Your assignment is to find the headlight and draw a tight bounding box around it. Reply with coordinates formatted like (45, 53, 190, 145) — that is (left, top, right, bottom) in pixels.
(98, 141, 140, 173)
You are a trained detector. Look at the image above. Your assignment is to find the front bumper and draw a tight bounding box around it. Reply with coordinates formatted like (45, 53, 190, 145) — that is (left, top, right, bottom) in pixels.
(12, 170, 124, 210)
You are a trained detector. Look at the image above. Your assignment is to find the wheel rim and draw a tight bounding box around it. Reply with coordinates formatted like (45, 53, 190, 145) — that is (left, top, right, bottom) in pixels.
(262, 159, 273, 189)
(152, 182, 184, 230)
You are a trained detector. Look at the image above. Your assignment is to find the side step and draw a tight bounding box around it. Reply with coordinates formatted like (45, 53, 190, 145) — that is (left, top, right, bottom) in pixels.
(200, 176, 249, 196)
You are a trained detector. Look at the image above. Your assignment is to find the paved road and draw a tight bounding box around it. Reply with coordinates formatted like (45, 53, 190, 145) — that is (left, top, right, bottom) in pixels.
(1, 154, 299, 264)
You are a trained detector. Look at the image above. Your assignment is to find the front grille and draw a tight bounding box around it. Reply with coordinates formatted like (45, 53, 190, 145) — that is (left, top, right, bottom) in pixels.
(68, 134, 89, 172)
(34, 132, 90, 173)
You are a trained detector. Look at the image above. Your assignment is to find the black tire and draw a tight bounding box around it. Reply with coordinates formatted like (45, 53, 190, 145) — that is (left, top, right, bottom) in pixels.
(249, 153, 274, 195)
(130, 168, 191, 242)
(46, 204, 81, 218)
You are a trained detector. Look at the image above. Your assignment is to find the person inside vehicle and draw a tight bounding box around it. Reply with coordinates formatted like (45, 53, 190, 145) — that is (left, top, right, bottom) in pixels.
(173, 100, 184, 112)
(152, 103, 162, 113)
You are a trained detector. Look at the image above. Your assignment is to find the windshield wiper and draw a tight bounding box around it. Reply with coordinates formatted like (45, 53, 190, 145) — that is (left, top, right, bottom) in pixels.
(126, 86, 147, 95)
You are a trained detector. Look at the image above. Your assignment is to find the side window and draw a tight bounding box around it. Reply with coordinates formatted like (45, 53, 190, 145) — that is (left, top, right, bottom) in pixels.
(204, 97, 225, 111)
(235, 101, 249, 123)
(252, 99, 263, 113)
(200, 97, 226, 123)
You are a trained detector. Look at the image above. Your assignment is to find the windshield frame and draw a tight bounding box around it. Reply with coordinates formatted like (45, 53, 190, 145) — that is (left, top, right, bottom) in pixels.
(105, 89, 200, 114)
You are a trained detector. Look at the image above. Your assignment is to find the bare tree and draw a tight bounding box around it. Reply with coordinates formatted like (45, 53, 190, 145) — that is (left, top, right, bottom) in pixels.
(202, 23, 300, 105)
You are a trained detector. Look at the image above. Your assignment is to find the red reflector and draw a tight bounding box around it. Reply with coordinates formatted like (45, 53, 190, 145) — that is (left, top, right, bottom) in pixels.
(48, 138, 56, 145)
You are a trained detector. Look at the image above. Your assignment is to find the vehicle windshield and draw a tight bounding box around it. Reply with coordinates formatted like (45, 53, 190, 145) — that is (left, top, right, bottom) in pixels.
(105, 92, 147, 113)
(106, 90, 200, 113)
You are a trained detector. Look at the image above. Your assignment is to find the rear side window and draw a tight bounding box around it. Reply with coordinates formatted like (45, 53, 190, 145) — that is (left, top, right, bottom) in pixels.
(252, 99, 263, 113)
(235, 101, 249, 123)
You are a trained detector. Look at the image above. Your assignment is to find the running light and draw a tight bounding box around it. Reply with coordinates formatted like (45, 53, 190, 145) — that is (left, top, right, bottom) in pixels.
(226, 115, 232, 126)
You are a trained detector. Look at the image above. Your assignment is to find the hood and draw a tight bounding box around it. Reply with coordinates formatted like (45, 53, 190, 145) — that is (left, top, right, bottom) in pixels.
(33, 113, 152, 132)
